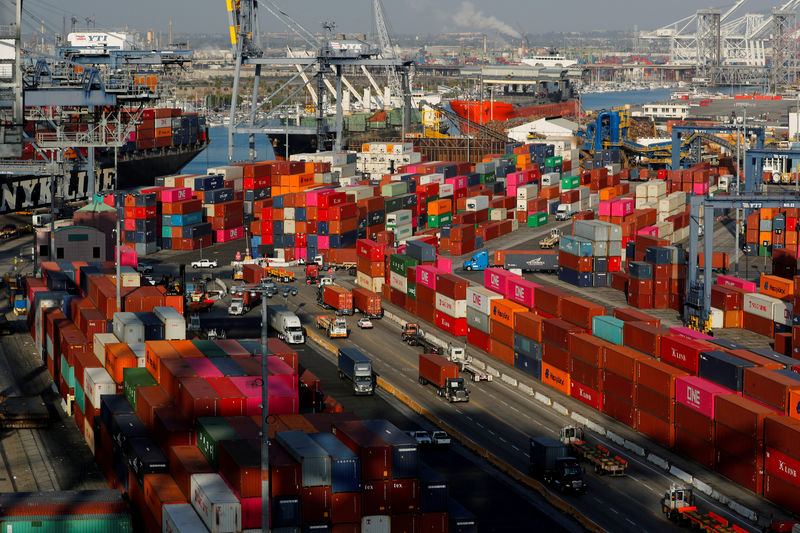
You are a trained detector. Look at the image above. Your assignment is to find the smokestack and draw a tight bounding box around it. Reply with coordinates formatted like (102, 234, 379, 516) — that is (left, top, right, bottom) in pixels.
(483, 34, 487, 60)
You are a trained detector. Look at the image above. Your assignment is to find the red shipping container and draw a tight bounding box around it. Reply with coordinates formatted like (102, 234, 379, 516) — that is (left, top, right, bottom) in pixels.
(765, 447, 800, 489)
(330, 491, 361, 524)
(435, 274, 468, 300)
(714, 394, 777, 439)
(391, 477, 420, 513)
(675, 428, 715, 469)
(420, 512, 448, 533)
(490, 320, 514, 347)
(361, 480, 390, 515)
(560, 296, 605, 329)
(136, 385, 171, 430)
(206, 377, 247, 417)
(659, 335, 709, 374)
(636, 358, 687, 398)
(711, 285, 743, 310)
(534, 286, 568, 317)
(168, 445, 214, 499)
(569, 333, 610, 367)
(466, 326, 490, 352)
(143, 474, 186, 526)
(624, 321, 666, 357)
(267, 440, 302, 496)
(614, 308, 661, 327)
(765, 473, 800, 515)
(570, 379, 603, 410)
(602, 392, 635, 428)
(153, 406, 193, 451)
(715, 448, 763, 494)
(764, 416, 800, 459)
(542, 342, 570, 373)
(743, 367, 800, 413)
(636, 408, 674, 447)
(570, 357, 601, 391)
(602, 370, 635, 403)
(675, 402, 714, 442)
(636, 384, 673, 421)
(715, 422, 763, 465)
(301, 485, 332, 523)
(541, 318, 583, 349)
(176, 377, 221, 421)
(434, 311, 466, 337)
(489, 339, 514, 366)
(219, 440, 260, 498)
(603, 344, 647, 380)
(332, 421, 391, 481)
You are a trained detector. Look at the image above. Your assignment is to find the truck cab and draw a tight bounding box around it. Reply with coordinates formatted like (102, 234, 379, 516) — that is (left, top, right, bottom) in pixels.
(549, 457, 585, 493)
(462, 250, 489, 271)
(445, 377, 469, 402)
(305, 264, 319, 285)
(662, 485, 695, 521)
(228, 297, 246, 316)
(555, 204, 573, 221)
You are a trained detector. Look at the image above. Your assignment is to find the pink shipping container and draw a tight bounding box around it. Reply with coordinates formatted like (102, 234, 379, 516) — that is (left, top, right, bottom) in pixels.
(216, 226, 244, 243)
(668, 326, 714, 341)
(506, 278, 540, 309)
(116, 245, 138, 268)
(636, 226, 658, 237)
(598, 201, 612, 217)
(240, 496, 261, 529)
(675, 376, 733, 419)
(229, 376, 298, 415)
(717, 275, 758, 293)
(161, 187, 192, 203)
(445, 176, 467, 189)
(435, 256, 452, 272)
(484, 268, 518, 295)
(416, 266, 439, 290)
(318, 236, 329, 250)
(693, 182, 710, 195)
(611, 198, 634, 217)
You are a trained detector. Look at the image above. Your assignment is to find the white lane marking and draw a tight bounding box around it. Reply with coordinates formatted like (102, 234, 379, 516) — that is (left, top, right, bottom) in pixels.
(499, 400, 509, 406)
(625, 518, 635, 526)
(509, 406, 520, 413)
(454, 408, 463, 414)
(593, 497, 602, 503)
(610, 508, 619, 515)
(511, 445, 520, 451)
(498, 436, 507, 443)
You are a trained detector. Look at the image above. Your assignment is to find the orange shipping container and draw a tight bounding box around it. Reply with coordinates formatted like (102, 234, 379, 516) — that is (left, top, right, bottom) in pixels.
(760, 274, 794, 301)
(428, 199, 451, 216)
(541, 361, 570, 395)
(105, 342, 137, 384)
(489, 299, 528, 329)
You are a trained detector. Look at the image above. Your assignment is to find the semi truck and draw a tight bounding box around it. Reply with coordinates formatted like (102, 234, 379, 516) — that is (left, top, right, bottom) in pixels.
(267, 305, 306, 344)
(227, 287, 261, 316)
(318, 284, 354, 315)
(316, 315, 349, 338)
(529, 437, 586, 494)
(305, 264, 320, 285)
(661, 485, 742, 531)
(418, 353, 469, 403)
(462, 250, 558, 273)
(337, 348, 375, 395)
(352, 287, 383, 319)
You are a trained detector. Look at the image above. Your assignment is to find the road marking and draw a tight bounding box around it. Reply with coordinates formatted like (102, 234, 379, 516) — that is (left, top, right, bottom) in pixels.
(454, 408, 463, 414)
(593, 497, 602, 503)
(610, 508, 619, 515)
(511, 444, 520, 451)
(625, 518, 635, 526)
(509, 406, 520, 413)
(487, 429, 496, 435)
(498, 436, 507, 443)
(499, 399, 509, 406)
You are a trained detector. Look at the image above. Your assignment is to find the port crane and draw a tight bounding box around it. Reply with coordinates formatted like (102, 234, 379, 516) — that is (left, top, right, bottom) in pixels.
(225, 0, 412, 159)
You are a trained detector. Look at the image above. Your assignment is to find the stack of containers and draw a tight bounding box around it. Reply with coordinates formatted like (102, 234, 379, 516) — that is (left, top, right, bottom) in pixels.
(540, 313, 584, 397)
(635, 357, 687, 447)
(465, 285, 502, 355)
(764, 416, 800, 513)
(487, 298, 527, 367)
(442, 223, 477, 256)
(434, 273, 468, 337)
(357, 142, 423, 176)
(159, 188, 210, 252)
(386, 209, 414, 244)
(714, 394, 776, 493)
(673, 376, 732, 468)
(561, 220, 622, 288)
(356, 239, 386, 294)
(123, 193, 159, 256)
(386, 253, 418, 311)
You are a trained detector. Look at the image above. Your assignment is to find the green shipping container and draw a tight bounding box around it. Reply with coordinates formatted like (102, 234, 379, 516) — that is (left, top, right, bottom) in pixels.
(545, 156, 563, 167)
(74, 381, 85, 413)
(0, 515, 133, 532)
(60, 354, 74, 389)
(561, 176, 579, 190)
(406, 282, 417, 300)
(592, 315, 624, 345)
(191, 339, 227, 357)
(122, 367, 157, 411)
(427, 212, 452, 228)
(381, 182, 408, 198)
(384, 196, 404, 213)
(483, 173, 496, 184)
(759, 245, 771, 257)
(527, 212, 548, 227)
(389, 254, 418, 277)
(197, 417, 237, 469)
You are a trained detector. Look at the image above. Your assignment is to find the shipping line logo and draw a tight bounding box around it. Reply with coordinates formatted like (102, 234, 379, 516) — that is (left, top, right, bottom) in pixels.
(544, 368, 565, 386)
(670, 347, 687, 362)
(763, 280, 788, 296)
(685, 385, 701, 407)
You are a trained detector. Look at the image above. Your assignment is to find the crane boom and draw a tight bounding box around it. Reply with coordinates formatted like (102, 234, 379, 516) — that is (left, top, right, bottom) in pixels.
(373, 0, 401, 100)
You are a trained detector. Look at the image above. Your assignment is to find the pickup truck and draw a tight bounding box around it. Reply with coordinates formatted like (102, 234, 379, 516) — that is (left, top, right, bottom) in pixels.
(191, 258, 218, 269)
(316, 315, 349, 338)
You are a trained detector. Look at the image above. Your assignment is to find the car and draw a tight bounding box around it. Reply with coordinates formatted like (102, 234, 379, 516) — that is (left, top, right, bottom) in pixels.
(290, 287, 298, 296)
(282, 288, 291, 297)
(1, 224, 17, 239)
(191, 258, 218, 269)
(137, 263, 154, 274)
(431, 430, 451, 446)
(142, 275, 156, 286)
(406, 430, 432, 446)
(357, 317, 373, 329)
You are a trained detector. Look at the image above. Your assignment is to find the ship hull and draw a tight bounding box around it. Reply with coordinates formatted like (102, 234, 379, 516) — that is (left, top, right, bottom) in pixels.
(449, 99, 580, 126)
(0, 142, 206, 213)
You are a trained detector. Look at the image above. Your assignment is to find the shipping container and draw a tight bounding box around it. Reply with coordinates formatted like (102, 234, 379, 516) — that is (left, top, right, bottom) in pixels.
(276, 430, 332, 487)
(190, 473, 242, 533)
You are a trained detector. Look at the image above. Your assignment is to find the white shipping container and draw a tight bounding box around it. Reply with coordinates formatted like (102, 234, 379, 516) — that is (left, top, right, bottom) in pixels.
(84, 419, 95, 455)
(774, 300, 793, 326)
(466, 285, 502, 315)
(163, 503, 210, 533)
(129, 343, 146, 368)
(743, 293, 778, 320)
(283, 219, 296, 234)
(577, 186, 590, 200)
(386, 210, 412, 227)
(516, 184, 538, 201)
(119, 266, 141, 288)
(490, 208, 507, 221)
(435, 293, 467, 318)
(154, 307, 186, 340)
(420, 173, 445, 185)
(647, 181, 667, 198)
(389, 271, 407, 293)
(84, 367, 116, 409)
(93, 333, 118, 364)
(635, 183, 649, 199)
(394, 224, 413, 243)
(709, 307, 724, 329)
(208, 165, 244, 180)
(466, 196, 489, 211)
(112, 312, 145, 345)
(439, 183, 454, 198)
(190, 474, 241, 533)
(362, 515, 391, 533)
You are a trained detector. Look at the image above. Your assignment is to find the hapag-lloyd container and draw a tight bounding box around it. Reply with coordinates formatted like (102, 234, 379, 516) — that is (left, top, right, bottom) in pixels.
(435, 293, 466, 318)
(675, 376, 733, 418)
(490, 299, 527, 329)
(506, 277, 539, 309)
(484, 268, 517, 296)
(466, 286, 501, 316)
(570, 379, 603, 411)
(541, 361, 570, 395)
(190, 473, 242, 533)
(659, 335, 710, 374)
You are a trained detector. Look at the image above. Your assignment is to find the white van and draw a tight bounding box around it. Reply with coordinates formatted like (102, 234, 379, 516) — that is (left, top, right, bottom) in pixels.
(32, 213, 53, 227)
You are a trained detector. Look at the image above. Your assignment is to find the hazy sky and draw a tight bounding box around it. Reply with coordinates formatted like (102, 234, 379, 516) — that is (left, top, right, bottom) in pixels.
(28, 0, 791, 38)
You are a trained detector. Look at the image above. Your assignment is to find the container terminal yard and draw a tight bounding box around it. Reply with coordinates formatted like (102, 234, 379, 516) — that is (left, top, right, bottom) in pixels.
(9, 0, 800, 532)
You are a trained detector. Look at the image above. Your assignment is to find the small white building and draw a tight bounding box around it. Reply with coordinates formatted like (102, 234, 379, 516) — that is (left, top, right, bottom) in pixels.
(641, 103, 689, 120)
(506, 117, 579, 146)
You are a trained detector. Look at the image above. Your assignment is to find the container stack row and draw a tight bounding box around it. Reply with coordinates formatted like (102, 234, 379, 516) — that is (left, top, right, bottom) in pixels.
(608, 237, 687, 310)
(558, 220, 623, 288)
